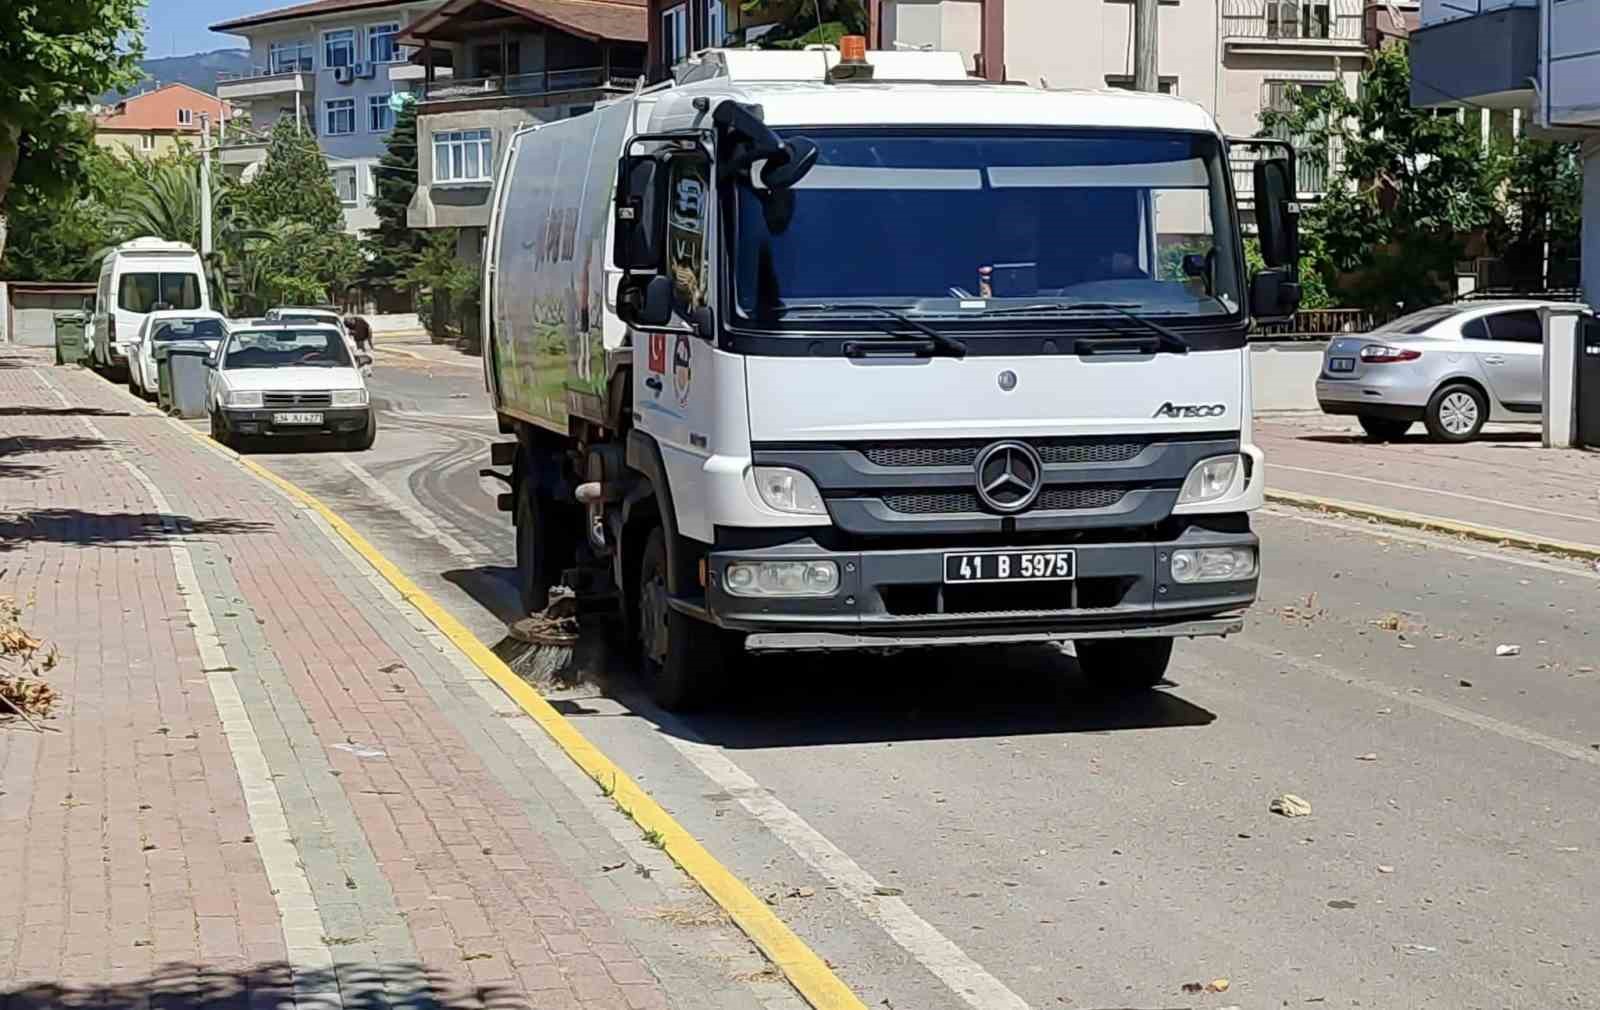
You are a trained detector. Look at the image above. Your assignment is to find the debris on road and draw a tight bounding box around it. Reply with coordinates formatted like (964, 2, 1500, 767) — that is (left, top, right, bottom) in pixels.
(873, 885, 904, 897)
(1180, 980, 1232, 995)
(1495, 644, 1521, 657)
(1378, 864, 1395, 874)
(1395, 943, 1438, 954)
(1327, 899, 1357, 910)
(331, 742, 386, 759)
(1356, 752, 1378, 761)
(788, 886, 816, 899)
(1458, 679, 1474, 688)
(1270, 794, 1313, 818)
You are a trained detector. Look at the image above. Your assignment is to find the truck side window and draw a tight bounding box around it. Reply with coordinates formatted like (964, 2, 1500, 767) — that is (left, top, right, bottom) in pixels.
(666, 155, 710, 320)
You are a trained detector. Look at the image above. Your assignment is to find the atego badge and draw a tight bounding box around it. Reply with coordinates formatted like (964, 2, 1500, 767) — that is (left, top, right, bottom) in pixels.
(1153, 402, 1226, 419)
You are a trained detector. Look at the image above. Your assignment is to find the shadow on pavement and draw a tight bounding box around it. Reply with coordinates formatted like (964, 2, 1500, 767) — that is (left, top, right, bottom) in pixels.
(1, 434, 109, 457)
(0, 405, 131, 417)
(442, 566, 525, 625)
(1295, 431, 1541, 446)
(613, 642, 1216, 748)
(0, 509, 274, 550)
(0, 960, 527, 1009)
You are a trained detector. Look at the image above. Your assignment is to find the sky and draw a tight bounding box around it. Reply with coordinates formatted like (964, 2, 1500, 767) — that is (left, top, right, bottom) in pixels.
(142, 0, 271, 58)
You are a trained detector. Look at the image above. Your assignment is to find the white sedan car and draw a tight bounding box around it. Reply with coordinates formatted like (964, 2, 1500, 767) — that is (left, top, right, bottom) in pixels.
(206, 323, 376, 451)
(127, 310, 228, 400)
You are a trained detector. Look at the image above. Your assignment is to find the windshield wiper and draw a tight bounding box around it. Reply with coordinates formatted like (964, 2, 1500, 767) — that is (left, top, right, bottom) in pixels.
(781, 303, 967, 359)
(982, 301, 1190, 355)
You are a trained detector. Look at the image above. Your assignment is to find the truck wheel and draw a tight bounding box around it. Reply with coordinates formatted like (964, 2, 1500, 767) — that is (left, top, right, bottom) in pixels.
(516, 482, 554, 614)
(636, 527, 739, 711)
(1358, 416, 1411, 441)
(1074, 637, 1174, 692)
(1424, 383, 1486, 443)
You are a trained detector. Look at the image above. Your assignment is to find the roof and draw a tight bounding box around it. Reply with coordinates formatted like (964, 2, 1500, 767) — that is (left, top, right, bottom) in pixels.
(655, 78, 1221, 135)
(95, 83, 231, 133)
(400, 0, 646, 45)
(211, 0, 415, 32)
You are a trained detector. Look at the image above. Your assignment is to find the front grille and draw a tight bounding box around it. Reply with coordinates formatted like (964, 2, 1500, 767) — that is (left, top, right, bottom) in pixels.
(863, 438, 1149, 469)
(882, 485, 1128, 515)
(263, 391, 333, 408)
(881, 576, 1134, 616)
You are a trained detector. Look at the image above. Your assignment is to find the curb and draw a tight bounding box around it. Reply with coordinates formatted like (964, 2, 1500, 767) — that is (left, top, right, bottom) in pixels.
(1265, 489, 1600, 562)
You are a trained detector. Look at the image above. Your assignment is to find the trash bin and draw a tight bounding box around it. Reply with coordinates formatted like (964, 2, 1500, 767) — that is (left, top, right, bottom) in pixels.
(1578, 316, 1600, 448)
(53, 312, 88, 366)
(157, 341, 214, 419)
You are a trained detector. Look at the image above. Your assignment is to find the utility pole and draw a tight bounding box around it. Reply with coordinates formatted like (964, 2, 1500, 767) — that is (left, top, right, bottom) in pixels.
(199, 112, 213, 258)
(1133, 0, 1158, 92)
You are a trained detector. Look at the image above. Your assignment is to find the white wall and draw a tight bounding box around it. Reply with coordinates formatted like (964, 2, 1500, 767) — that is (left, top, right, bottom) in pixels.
(1005, 0, 1223, 107)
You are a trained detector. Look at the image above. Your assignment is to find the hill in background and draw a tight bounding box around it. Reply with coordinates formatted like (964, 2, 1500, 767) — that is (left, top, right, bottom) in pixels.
(100, 49, 252, 105)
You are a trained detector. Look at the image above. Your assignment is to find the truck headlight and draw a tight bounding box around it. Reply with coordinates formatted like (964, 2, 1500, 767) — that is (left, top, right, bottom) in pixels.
(1176, 455, 1241, 505)
(332, 389, 368, 407)
(1170, 547, 1257, 583)
(724, 561, 840, 597)
(224, 389, 262, 408)
(752, 467, 826, 515)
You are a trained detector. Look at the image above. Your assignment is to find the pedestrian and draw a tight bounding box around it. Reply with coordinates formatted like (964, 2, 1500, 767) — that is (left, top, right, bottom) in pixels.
(345, 315, 373, 353)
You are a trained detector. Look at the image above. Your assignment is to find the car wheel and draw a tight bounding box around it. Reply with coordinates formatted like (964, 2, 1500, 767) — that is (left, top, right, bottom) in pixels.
(1424, 383, 1486, 443)
(1358, 416, 1412, 441)
(343, 410, 377, 451)
(1074, 637, 1174, 693)
(127, 369, 140, 395)
(210, 409, 237, 450)
(636, 526, 741, 711)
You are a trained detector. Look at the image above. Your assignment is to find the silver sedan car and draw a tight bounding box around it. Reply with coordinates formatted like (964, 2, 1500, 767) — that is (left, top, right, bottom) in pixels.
(1315, 300, 1569, 442)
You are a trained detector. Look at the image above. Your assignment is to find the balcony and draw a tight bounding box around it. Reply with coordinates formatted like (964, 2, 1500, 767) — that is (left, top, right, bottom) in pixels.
(1409, 2, 1537, 109)
(1419, 0, 1534, 30)
(1222, 0, 1365, 49)
(217, 67, 315, 102)
(418, 66, 644, 110)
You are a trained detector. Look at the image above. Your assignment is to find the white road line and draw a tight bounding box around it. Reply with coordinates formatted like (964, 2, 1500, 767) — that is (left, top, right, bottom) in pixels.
(1270, 463, 1599, 524)
(36, 370, 344, 1007)
(335, 457, 481, 562)
(1261, 505, 1600, 580)
(1220, 635, 1600, 768)
(662, 729, 1033, 1010)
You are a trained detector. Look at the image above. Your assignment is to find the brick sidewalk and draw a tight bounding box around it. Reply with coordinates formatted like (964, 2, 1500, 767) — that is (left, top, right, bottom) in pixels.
(0, 348, 790, 1010)
(1256, 414, 1600, 550)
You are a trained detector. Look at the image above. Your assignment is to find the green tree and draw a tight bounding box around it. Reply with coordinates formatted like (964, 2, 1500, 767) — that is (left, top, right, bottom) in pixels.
(1262, 45, 1499, 313)
(739, 0, 867, 48)
(0, 128, 130, 282)
(406, 229, 479, 340)
(0, 0, 144, 258)
(236, 119, 344, 235)
(364, 97, 423, 290)
(1488, 138, 1583, 291)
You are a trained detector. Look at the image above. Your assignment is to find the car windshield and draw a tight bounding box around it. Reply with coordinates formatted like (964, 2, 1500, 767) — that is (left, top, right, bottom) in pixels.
(732, 129, 1242, 324)
(223, 329, 352, 369)
(151, 318, 225, 341)
(119, 272, 204, 313)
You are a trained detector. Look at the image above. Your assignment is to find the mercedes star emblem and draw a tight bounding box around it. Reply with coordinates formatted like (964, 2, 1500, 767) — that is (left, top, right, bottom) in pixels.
(974, 441, 1044, 514)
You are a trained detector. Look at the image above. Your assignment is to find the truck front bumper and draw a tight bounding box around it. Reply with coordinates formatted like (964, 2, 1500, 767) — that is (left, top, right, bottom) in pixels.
(701, 521, 1257, 650)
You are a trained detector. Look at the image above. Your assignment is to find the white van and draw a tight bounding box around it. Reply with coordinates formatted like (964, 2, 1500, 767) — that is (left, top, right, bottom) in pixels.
(92, 237, 210, 373)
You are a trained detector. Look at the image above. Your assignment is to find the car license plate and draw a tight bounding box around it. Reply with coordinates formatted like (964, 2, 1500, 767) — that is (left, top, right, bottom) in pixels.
(1329, 357, 1356, 372)
(944, 549, 1075, 584)
(273, 411, 323, 425)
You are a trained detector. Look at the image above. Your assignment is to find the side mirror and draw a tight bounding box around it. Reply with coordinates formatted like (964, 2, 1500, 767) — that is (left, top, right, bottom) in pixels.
(1250, 269, 1301, 323)
(356, 352, 373, 368)
(759, 137, 819, 190)
(618, 275, 674, 328)
(1252, 156, 1299, 273)
(613, 155, 667, 272)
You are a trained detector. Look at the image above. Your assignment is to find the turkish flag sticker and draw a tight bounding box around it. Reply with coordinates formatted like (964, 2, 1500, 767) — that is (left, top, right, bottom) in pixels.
(648, 333, 666, 373)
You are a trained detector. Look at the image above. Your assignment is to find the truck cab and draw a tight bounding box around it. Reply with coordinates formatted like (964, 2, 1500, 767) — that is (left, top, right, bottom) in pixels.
(482, 44, 1301, 709)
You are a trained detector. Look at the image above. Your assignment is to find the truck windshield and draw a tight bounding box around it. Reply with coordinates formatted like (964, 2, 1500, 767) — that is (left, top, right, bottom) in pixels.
(733, 129, 1241, 324)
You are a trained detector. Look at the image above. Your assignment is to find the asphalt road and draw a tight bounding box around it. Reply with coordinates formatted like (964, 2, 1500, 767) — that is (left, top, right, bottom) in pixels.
(253, 348, 1600, 1010)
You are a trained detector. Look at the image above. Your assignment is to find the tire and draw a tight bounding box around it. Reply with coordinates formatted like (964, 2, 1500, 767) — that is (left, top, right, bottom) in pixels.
(1074, 637, 1174, 693)
(209, 409, 236, 451)
(635, 526, 741, 711)
(1424, 383, 1487, 443)
(515, 467, 577, 616)
(343, 410, 377, 451)
(1358, 416, 1411, 441)
(127, 369, 140, 396)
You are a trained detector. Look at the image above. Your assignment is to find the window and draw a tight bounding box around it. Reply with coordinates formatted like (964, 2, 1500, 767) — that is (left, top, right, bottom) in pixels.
(433, 128, 494, 183)
(1266, 80, 1330, 193)
(1105, 75, 1178, 95)
(1488, 310, 1543, 344)
(177, 108, 193, 126)
(152, 318, 225, 342)
(368, 93, 395, 132)
(323, 29, 355, 69)
(118, 273, 202, 313)
(473, 41, 521, 77)
(269, 41, 313, 73)
(325, 98, 356, 135)
(567, 104, 594, 117)
(1266, 1, 1330, 38)
(224, 328, 352, 369)
(1461, 317, 1491, 340)
(704, 0, 725, 48)
(332, 166, 359, 206)
(368, 22, 401, 63)
(661, 3, 689, 68)
(139, 134, 155, 152)
(668, 156, 710, 314)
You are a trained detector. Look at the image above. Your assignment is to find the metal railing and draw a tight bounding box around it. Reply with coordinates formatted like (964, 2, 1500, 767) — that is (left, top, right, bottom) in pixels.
(421, 66, 644, 102)
(1253, 307, 1385, 339)
(1222, 0, 1364, 42)
(219, 60, 313, 82)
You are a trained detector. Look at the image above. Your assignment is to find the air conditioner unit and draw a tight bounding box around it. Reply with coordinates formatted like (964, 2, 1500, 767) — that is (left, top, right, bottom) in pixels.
(354, 62, 374, 79)
(333, 66, 354, 84)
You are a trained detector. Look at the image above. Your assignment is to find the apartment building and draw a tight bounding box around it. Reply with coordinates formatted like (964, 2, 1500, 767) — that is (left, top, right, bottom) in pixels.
(1409, 0, 1600, 303)
(212, 0, 445, 232)
(94, 83, 235, 159)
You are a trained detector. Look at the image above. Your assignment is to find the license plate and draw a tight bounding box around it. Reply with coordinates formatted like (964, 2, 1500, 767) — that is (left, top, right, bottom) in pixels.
(273, 411, 323, 425)
(1329, 357, 1356, 372)
(944, 549, 1075, 584)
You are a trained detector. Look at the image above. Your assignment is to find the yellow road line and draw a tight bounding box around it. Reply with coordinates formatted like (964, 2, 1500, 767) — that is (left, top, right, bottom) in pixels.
(1265, 489, 1600, 561)
(179, 425, 869, 1010)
